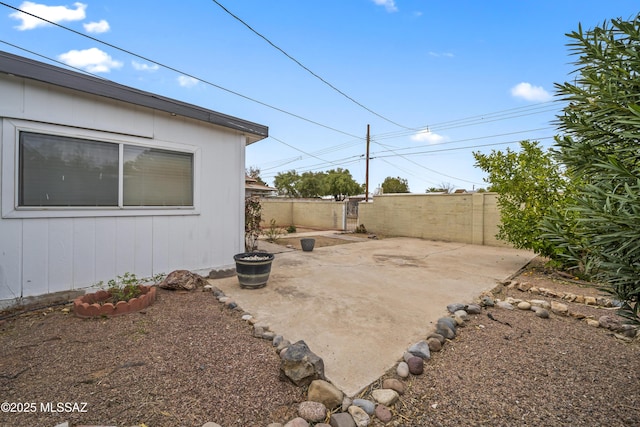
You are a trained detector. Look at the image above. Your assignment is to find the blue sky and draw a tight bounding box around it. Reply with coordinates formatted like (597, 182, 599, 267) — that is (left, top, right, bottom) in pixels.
(1, 1, 638, 193)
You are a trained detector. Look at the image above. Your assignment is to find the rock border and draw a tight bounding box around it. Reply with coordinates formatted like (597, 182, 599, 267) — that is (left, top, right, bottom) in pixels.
(72, 285, 156, 318)
(200, 278, 638, 427)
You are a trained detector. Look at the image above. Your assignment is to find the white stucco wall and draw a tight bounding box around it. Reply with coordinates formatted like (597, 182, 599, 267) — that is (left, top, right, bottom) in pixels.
(0, 74, 247, 306)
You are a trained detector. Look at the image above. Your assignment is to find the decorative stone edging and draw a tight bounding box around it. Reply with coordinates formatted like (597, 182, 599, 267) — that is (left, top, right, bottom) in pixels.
(73, 285, 156, 318)
(201, 281, 638, 427)
(501, 279, 620, 308)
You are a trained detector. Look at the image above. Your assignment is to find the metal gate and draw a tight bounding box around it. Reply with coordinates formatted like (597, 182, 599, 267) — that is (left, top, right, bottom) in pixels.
(345, 199, 359, 232)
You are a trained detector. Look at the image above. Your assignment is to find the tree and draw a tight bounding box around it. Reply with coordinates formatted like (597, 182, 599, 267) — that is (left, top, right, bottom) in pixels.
(473, 140, 571, 259)
(551, 14, 640, 324)
(297, 171, 327, 198)
(381, 176, 409, 193)
(246, 166, 266, 185)
(324, 168, 363, 201)
(273, 170, 300, 197)
(426, 182, 455, 193)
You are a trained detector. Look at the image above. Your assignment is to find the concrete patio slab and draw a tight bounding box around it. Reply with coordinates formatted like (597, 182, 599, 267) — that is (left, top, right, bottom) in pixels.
(212, 236, 535, 397)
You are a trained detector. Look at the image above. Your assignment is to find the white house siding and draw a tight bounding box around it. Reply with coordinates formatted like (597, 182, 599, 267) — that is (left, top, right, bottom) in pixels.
(0, 72, 248, 306)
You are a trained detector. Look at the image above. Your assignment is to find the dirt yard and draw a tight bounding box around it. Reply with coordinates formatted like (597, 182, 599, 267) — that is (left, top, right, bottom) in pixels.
(0, 235, 638, 427)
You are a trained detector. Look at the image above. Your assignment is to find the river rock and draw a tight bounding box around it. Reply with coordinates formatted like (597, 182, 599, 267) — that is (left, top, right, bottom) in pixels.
(372, 389, 399, 406)
(586, 319, 600, 327)
(352, 398, 375, 415)
(454, 309, 469, 321)
(308, 379, 344, 410)
(298, 401, 327, 422)
(427, 337, 442, 352)
(535, 308, 550, 319)
(407, 356, 424, 375)
(436, 317, 457, 339)
(465, 304, 482, 314)
(517, 301, 532, 310)
(497, 301, 514, 310)
(551, 301, 569, 315)
(284, 418, 309, 427)
(396, 362, 409, 378)
(427, 332, 446, 344)
(330, 412, 357, 427)
(530, 299, 550, 309)
(348, 405, 370, 427)
(447, 303, 466, 313)
(375, 404, 393, 423)
(408, 340, 431, 360)
(480, 296, 495, 307)
(382, 378, 406, 395)
(599, 315, 623, 331)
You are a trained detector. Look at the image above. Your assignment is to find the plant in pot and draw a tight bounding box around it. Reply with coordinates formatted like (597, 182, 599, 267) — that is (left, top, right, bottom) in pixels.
(234, 196, 274, 289)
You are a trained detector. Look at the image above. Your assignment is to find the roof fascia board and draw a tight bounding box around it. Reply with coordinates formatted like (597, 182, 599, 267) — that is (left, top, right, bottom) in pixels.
(0, 50, 268, 142)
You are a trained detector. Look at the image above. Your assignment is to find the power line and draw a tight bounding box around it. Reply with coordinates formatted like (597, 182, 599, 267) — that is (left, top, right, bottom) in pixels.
(268, 135, 349, 169)
(0, 39, 108, 78)
(371, 126, 555, 155)
(372, 139, 482, 185)
(0, 1, 361, 139)
(372, 135, 555, 158)
(371, 101, 560, 141)
(260, 131, 554, 185)
(210, 0, 413, 130)
(376, 158, 442, 188)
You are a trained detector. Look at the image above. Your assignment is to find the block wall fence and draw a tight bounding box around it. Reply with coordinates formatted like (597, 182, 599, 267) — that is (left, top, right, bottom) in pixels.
(260, 192, 506, 247)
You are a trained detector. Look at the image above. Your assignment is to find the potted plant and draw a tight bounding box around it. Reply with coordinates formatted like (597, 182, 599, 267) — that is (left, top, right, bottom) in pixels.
(234, 196, 274, 289)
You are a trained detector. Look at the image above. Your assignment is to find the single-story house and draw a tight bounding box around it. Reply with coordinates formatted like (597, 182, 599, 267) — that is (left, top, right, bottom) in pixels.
(245, 175, 276, 197)
(0, 50, 268, 309)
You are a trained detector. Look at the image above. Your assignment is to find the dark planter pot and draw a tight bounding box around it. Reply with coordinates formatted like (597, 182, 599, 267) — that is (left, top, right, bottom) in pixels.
(300, 238, 316, 252)
(234, 252, 275, 289)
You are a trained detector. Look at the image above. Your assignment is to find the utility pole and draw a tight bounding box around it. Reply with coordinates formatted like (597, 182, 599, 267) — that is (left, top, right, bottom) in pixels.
(365, 124, 370, 202)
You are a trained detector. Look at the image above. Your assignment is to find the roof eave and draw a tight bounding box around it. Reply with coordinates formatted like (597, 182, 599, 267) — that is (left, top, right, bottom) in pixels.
(0, 50, 268, 142)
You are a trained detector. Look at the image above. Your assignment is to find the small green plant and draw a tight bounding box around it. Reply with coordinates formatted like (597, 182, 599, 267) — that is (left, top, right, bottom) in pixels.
(100, 272, 166, 304)
(355, 224, 367, 234)
(264, 219, 285, 243)
(286, 225, 297, 233)
(245, 196, 262, 252)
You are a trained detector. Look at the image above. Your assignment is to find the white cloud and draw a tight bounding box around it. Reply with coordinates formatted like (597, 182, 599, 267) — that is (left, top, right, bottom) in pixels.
(410, 130, 446, 144)
(57, 48, 123, 73)
(132, 60, 159, 72)
(83, 19, 110, 34)
(10, 1, 87, 30)
(428, 51, 454, 58)
(510, 82, 552, 102)
(177, 75, 199, 88)
(371, 0, 397, 12)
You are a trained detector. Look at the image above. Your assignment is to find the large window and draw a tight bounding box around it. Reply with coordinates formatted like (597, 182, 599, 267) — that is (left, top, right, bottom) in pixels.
(18, 131, 193, 208)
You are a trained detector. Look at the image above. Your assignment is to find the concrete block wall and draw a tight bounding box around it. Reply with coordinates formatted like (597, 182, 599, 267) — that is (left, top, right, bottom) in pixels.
(259, 193, 505, 247)
(261, 199, 345, 230)
(359, 193, 504, 246)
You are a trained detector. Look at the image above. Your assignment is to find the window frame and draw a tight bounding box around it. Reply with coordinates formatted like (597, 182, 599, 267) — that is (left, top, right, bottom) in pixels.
(2, 119, 200, 219)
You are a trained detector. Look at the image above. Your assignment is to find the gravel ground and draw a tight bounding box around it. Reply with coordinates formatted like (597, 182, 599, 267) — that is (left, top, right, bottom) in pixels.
(1, 256, 638, 427)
